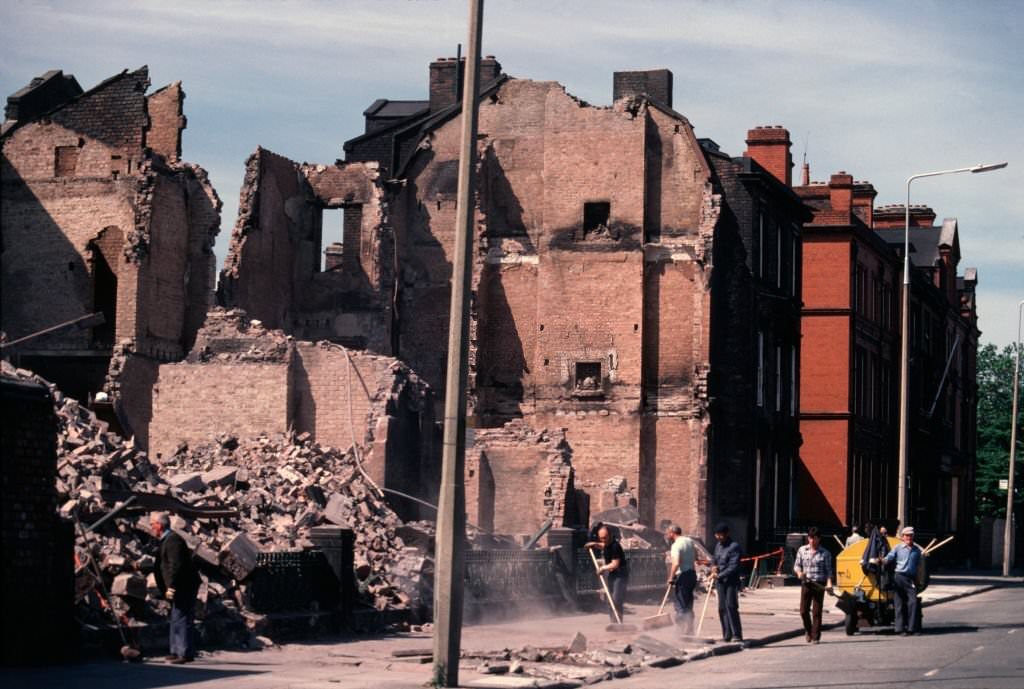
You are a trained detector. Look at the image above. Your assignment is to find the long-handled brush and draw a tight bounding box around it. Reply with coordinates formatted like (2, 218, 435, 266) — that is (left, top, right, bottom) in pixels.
(695, 573, 716, 637)
(588, 548, 637, 632)
(642, 583, 674, 630)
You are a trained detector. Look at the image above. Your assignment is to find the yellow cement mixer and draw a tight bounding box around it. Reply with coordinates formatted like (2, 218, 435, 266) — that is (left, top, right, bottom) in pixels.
(832, 535, 932, 635)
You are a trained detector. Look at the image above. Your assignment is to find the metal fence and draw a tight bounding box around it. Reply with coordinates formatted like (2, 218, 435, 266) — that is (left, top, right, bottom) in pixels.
(248, 544, 666, 619)
(247, 550, 339, 613)
(575, 549, 667, 595)
(463, 549, 564, 608)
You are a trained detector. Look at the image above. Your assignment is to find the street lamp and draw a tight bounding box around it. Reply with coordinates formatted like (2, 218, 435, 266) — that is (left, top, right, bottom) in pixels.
(896, 161, 1008, 529)
(1003, 299, 1024, 577)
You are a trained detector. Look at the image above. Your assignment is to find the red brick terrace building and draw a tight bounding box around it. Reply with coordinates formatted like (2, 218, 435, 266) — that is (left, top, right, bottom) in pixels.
(781, 157, 978, 542)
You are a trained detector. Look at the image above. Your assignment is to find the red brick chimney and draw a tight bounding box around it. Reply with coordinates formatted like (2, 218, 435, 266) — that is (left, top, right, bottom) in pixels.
(828, 172, 854, 216)
(744, 126, 793, 186)
(429, 55, 502, 112)
(852, 181, 877, 226)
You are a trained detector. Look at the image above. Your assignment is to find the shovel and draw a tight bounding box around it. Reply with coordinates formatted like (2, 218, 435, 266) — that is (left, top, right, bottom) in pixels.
(588, 548, 636, 632)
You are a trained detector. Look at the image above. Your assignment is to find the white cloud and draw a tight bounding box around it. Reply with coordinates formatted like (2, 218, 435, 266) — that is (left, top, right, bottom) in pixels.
(2, 0, 1020, 342)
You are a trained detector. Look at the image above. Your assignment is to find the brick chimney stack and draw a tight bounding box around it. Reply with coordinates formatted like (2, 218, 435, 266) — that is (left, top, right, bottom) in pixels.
(429, 55, 502, 112)
(613, 69, 673, 108)
(324, 243, 344, 271)
(852, 181, 877, 226)
(744, 126, 793, 187)
(872, 204, 937, 229)
(828, 172, 854, 215)
(801, 161, 810, 187)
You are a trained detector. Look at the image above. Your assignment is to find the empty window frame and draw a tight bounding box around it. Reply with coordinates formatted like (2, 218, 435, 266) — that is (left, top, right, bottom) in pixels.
(319, 208, 345, 271)
(582, 202, 611, 238)
(574, 361, 602, 392)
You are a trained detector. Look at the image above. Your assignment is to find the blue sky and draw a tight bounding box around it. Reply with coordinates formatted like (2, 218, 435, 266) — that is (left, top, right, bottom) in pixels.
(2, 0, 1021, 346)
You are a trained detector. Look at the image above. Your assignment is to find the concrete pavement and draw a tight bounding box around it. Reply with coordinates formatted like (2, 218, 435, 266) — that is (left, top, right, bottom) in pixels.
(1, 571, 1017, 689)
(612, 583, 1024, 689)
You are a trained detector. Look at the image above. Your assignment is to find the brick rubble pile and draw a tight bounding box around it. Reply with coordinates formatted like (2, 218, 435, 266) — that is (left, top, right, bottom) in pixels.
(0, 361, 412, 641)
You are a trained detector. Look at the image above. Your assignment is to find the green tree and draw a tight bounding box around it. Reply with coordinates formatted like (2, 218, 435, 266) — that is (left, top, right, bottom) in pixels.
(975, 343, 1023, 519)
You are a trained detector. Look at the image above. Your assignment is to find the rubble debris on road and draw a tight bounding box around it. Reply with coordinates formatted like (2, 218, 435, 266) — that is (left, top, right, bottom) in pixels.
(3, 360, 424, 646)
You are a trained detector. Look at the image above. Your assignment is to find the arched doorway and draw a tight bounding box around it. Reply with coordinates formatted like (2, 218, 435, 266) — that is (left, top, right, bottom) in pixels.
(88, 226, 123, 348)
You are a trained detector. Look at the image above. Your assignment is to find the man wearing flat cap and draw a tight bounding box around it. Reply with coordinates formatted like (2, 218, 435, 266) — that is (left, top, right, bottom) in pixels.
(884, 526, 922, 635)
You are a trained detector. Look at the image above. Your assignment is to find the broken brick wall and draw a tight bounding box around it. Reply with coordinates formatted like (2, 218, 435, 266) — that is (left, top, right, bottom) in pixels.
(217, 148, 305, 331)
(1, 67, 219, 401)
(392, 77, 715, 531)
(148, 361, 291, 461)
(146, 81, 185, 162)
(128, 310, 436, 517)
(218, 150, 391, 352)
(466, 421, 574, 536)
(291, 341, 435, 515)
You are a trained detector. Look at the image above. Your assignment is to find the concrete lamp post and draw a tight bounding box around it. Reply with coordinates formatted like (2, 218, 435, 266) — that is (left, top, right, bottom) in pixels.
(1004, 299, 1024, 577)
(896, 161, 1008, 530)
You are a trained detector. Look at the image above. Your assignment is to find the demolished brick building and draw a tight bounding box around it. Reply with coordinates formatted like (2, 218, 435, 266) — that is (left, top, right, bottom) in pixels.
(219, 57, 809, 544)
(1, 67, 220, 402)
(125, 308, 438, 520)
(348, 61, 810, 543)
(0, 67, 443, 527)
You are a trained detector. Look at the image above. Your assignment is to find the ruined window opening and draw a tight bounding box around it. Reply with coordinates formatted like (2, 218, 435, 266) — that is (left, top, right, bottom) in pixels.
(54, 146, 78, 177)
(320, 208, 345, 271)
(91, 250, 117, 348)
(582, 202, 610, 239)
(573, 361, 603, 397)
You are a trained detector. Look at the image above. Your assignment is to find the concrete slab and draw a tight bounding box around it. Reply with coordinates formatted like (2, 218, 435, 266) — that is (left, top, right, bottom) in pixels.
(463, 676, 565, 688)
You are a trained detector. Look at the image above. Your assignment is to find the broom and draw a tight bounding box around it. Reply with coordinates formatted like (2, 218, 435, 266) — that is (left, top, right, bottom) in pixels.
(642, 582, 674, 630)
(695, 572, 716, 637)
(588, 548, 636, 632)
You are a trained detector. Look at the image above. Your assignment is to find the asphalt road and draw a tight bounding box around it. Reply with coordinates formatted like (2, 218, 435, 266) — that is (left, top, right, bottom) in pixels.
(618, 585, 1024, 689)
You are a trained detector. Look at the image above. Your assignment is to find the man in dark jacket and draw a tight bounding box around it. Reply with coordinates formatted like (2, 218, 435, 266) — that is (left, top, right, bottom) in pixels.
(585, 525, 629, 623)
(151, 512, 200, 663)
(711, 522, 743, 642)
